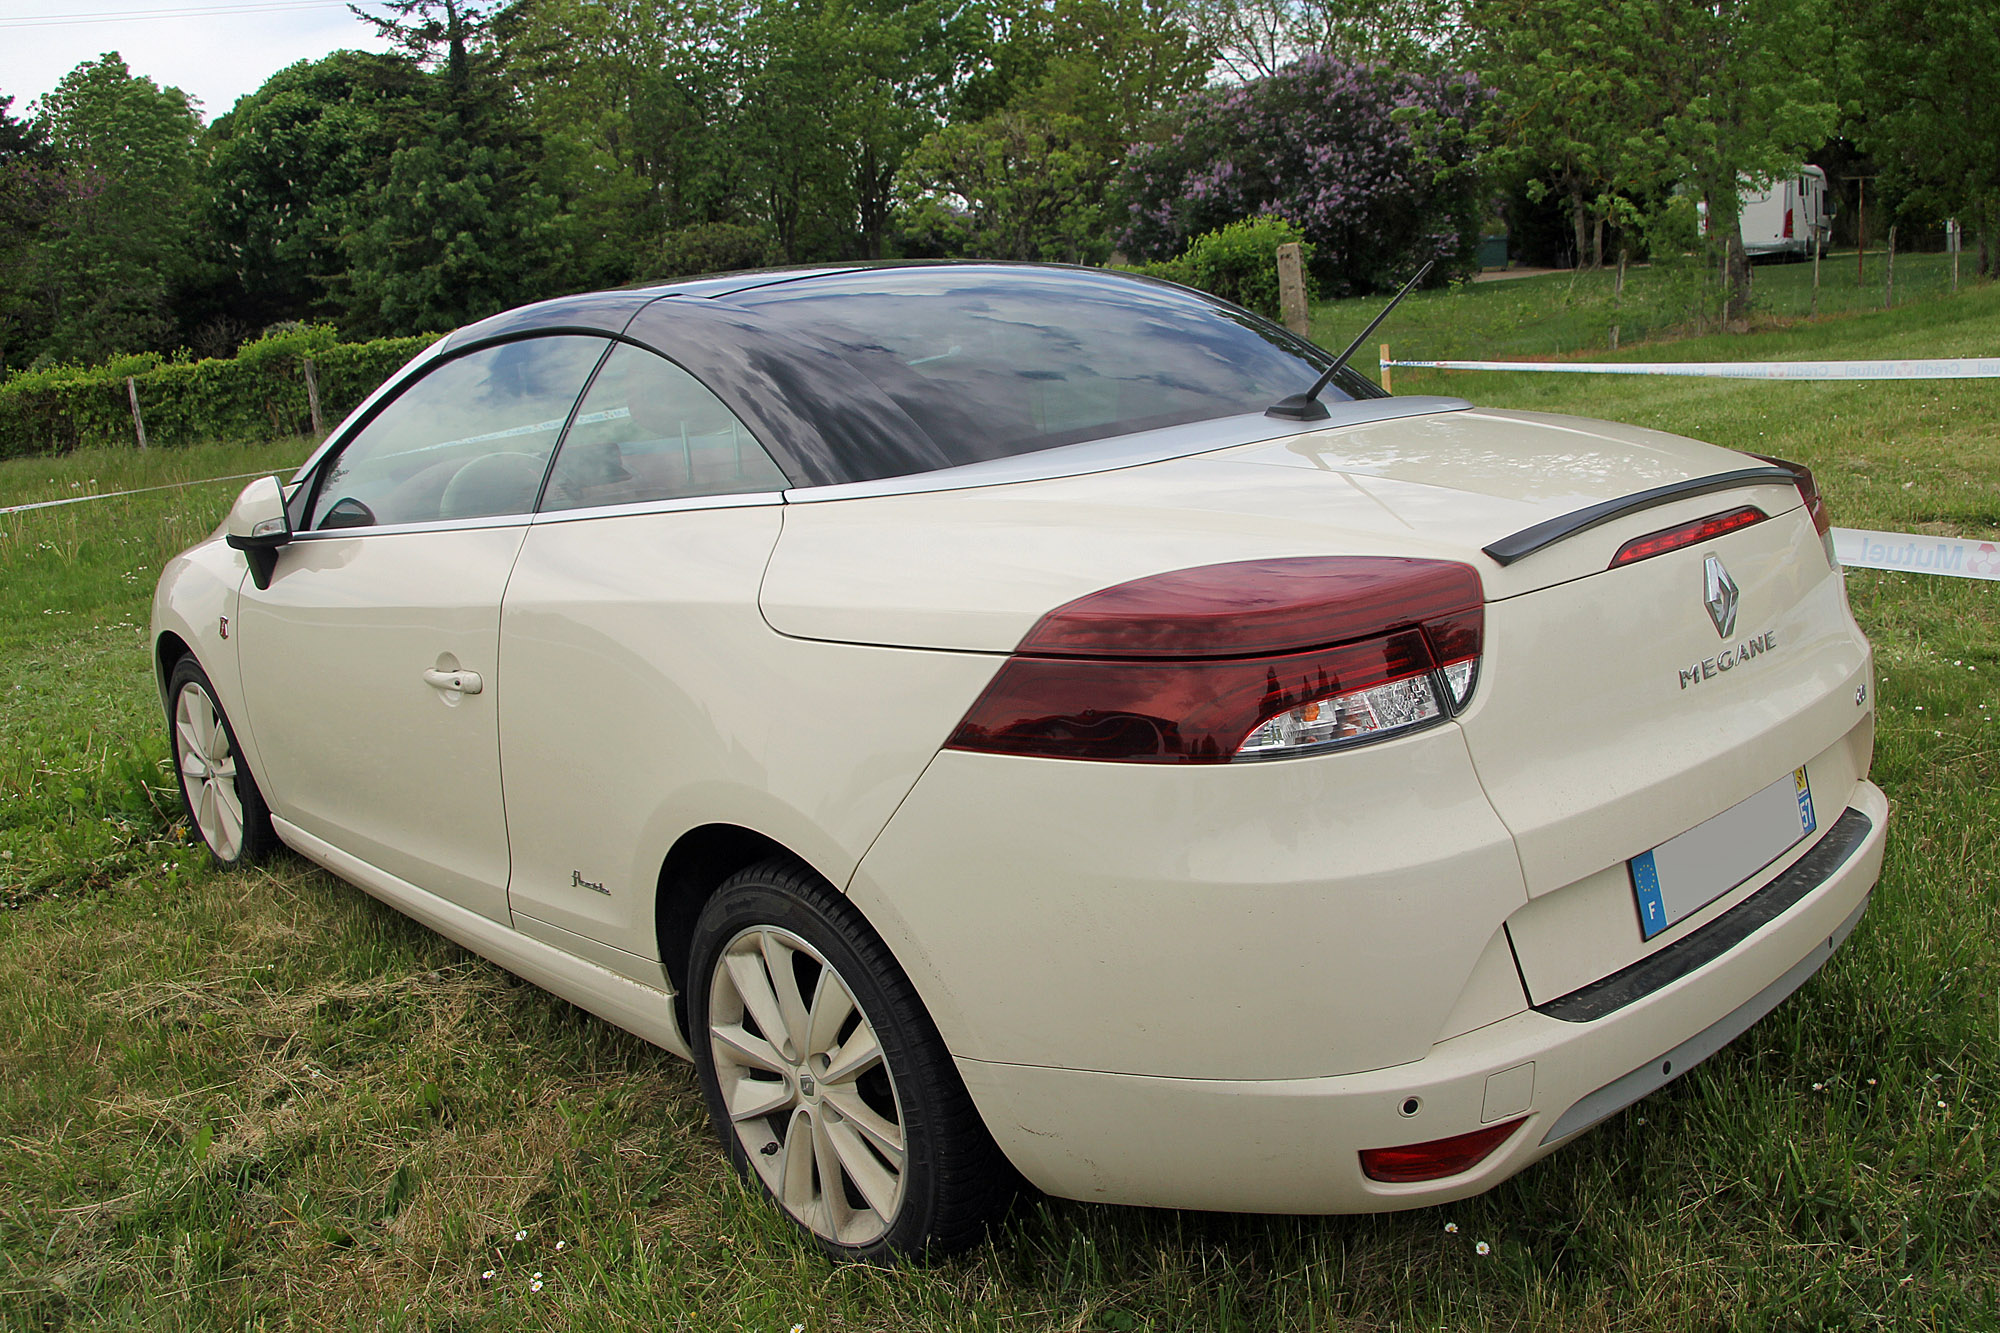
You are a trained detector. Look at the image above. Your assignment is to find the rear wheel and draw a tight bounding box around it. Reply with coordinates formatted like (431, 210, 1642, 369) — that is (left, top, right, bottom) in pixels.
(688, 857, 1006, 1259)
(168, 656, 277, 866)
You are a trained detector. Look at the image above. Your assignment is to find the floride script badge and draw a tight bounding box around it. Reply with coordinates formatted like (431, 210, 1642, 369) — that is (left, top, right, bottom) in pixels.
(1680, 554, 1776, 689)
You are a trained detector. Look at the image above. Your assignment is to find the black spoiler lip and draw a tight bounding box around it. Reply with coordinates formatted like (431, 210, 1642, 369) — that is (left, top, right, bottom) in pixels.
(1481, 465, 1800, 567)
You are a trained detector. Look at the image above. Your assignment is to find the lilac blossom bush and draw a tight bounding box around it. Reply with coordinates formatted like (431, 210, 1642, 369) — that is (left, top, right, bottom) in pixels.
(1117, 56, 1484, 297)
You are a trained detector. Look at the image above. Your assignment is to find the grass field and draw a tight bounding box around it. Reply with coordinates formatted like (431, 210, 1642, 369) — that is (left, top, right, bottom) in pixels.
(2, 273, 1996, 1331)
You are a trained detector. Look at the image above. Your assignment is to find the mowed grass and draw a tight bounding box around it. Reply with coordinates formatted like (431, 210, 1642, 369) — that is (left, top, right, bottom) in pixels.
(1, 278, 1997, 1330)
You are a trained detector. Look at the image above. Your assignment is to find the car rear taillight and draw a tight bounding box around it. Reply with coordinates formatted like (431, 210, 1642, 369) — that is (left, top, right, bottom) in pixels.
(1608, 506, 1767, 569)
(1749, 452, 1836, 566)
(1359, 1116, 1526, 1183)
(945, 557, 1483, 763)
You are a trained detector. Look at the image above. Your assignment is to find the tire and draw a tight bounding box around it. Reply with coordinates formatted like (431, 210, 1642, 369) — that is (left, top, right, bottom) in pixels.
(688, 856, 1008, 1260)
(167, 656, 278, 867)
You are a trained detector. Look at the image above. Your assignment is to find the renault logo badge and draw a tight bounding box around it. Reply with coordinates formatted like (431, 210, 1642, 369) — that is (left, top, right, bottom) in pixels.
(1704, 555, 1739, 639)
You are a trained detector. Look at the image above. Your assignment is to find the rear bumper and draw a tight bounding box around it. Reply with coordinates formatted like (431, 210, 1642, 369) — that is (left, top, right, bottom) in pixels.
(952, 780, 1885, 1214)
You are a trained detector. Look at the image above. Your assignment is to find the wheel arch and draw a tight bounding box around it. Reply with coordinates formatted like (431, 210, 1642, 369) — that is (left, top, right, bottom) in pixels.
(154, 630, 194, 709)
(655, 823, 805, 1037)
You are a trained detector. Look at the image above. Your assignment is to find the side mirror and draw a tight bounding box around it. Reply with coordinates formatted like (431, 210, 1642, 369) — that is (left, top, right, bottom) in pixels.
(223, 476, 291, 590)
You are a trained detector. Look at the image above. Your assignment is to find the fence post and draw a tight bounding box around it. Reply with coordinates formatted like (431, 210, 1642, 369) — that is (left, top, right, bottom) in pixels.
(1811, 231, 1821, 317)
(1379, 343, 1392, 394)
(125, 377, 148, 450)
(1885, 225, 1896, 308)
(303, 356, 324, 438)
(1275, 242, 1310, 337)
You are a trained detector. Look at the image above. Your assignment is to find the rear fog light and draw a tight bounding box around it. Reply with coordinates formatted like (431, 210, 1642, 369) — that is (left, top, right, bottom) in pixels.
(1359, 1116, 1526, 1183)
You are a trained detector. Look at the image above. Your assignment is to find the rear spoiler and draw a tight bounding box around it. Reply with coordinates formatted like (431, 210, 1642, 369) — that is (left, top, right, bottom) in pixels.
(1482, 466, 1798, 566)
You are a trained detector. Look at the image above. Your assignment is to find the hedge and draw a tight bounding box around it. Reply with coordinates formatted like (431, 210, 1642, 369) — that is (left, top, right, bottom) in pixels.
(1118, 218, 1317, 322)
(0, 325, 442, 459)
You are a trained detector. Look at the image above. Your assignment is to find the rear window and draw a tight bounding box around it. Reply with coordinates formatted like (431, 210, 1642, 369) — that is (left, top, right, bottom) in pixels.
(725, 266, 1378, 470)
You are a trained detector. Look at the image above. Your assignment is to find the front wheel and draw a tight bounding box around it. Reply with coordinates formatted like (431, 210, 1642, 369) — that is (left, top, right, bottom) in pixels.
(687, 857, 1007, 1259)
(168, 656, 277, 866)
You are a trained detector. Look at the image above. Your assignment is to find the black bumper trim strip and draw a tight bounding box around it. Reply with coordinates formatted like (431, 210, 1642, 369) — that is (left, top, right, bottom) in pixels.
(1533, 806, 1874, 1024)
(1481, 465, 1798, 566)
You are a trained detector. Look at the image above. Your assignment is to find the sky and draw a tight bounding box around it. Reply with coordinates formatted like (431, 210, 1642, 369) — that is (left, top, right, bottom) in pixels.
(0, 0, 396, 123)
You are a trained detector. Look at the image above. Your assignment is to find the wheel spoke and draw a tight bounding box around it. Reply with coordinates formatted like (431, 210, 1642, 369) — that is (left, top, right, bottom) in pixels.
(779, 1108, 817, 1214)
(806, 968, 856, 1060)
(821, 1020, 883, 1086)
(758, 930, 813, 1058)
(727, 1075, 796, 1122)
(211, 780, 243, 859)
(809, 1109, 856, 1239)
(710, 1022, 786, 1074)
(175, 718, 208, 771)
(822, 1087, 905, 1167)
(723, 948, 795, 1060)
(823, 1112, 901, 1220)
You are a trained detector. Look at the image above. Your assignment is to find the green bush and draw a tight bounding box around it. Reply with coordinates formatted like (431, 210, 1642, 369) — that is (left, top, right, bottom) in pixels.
(1119, 218, 1314, 320)
(0, 326, 441, 459)
(655, 221, 779, 280)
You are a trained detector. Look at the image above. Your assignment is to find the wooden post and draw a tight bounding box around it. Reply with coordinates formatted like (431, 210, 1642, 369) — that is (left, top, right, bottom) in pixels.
(1275, 242, 1310, 338)
(125, 376, 148, 450)
(1885, 224, 1896, 308)
(1609, 325, 1620, 351)
(303, 356, 324, 438)
(1379, 343, 1392, 394)
(1951, 219, 1961, 293)
(1856, 177, 1867, 283)
(1811, 231, 1821, 317)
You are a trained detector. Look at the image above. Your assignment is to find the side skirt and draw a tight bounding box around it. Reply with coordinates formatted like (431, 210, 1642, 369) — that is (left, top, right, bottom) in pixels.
(273, 816, 693, 1061)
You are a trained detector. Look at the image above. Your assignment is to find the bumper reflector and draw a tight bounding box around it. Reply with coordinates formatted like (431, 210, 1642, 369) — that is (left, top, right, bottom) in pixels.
(1359, 1116, 1527, 1183)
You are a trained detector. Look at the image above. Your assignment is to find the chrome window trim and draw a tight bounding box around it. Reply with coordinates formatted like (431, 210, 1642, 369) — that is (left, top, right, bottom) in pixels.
(531, 492, 786, 525)
(288, 512, 537, 541)
(781, 397, 1473, 504)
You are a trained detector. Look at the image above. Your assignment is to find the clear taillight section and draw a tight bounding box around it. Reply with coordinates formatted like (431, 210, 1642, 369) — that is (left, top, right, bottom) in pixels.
(945, 557, 1484, 764)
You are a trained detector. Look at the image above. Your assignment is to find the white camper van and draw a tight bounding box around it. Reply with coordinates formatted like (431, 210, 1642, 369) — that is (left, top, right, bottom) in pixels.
(1739, 166, 1832, 259)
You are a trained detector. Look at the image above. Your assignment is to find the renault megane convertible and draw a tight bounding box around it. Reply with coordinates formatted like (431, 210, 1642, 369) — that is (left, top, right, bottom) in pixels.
(154, 263, 1886, 1258)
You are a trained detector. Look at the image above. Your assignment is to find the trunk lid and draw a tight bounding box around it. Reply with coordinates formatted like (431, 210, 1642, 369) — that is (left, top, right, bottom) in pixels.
(760, 406, 1803, 651)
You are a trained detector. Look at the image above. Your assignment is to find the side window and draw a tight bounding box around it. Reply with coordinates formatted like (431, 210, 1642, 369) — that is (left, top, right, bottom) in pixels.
(308, 336, 608, 530)
(539, 344, 789, 512)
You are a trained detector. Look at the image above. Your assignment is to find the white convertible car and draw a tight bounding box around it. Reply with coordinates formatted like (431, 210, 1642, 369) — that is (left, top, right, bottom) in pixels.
(154, 264, 1886, 1258)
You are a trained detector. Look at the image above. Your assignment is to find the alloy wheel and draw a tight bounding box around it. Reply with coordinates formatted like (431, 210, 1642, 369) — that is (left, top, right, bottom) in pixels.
(174, 681, 243, 862)
(706, 925, 908, 1246)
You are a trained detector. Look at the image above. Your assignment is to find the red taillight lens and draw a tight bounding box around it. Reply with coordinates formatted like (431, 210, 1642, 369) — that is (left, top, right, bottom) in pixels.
(1359, 1116, 1526, 1183)
(1749, 452, 1831, 536)
(1609, 506, 1767, 569)
(945, 557, 1483, 763)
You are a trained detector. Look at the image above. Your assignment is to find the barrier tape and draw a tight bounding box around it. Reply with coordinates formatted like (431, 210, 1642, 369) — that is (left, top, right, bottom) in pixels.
(1833, 527, 2000, 581)
(0, 469, 274, 517)
(1379, 355, 2000, 381)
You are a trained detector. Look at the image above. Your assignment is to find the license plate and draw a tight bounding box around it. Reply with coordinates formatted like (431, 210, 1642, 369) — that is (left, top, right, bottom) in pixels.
(1631, 768, 1817, 939)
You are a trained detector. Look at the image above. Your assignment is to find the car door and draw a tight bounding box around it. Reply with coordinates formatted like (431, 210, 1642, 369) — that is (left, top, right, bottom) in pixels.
(234, 334, 610, 923)
(496, 342, 791, 973)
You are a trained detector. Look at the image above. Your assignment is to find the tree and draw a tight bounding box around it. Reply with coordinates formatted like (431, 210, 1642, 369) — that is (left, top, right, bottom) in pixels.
(1465, 0, 1660, 268)
(1117, 55, 1485, 295)
(335, 0, 571, 333)
(197, 52, 417, 338)
(0, 95, 61, 368)
(1838, 0, 2000, 275)
(1467, 0, 1835, 324)
(497, 0, 745, 285)
(896, 0, 1209, 262)
(1187, 0, 1469, 82)
(30, 54, 203, 362)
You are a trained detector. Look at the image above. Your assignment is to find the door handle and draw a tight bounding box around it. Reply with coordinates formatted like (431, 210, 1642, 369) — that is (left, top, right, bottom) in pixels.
(423, 667, 483, 695)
